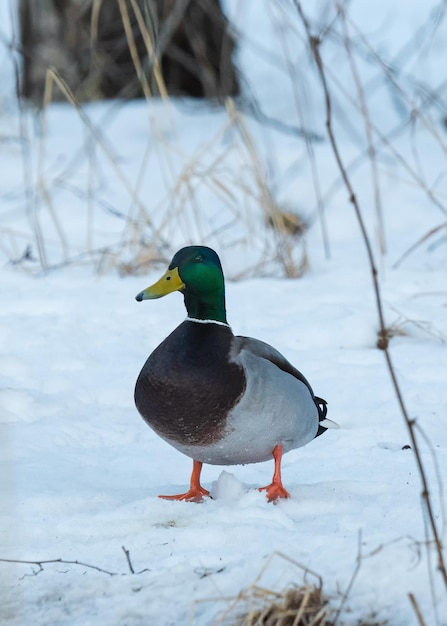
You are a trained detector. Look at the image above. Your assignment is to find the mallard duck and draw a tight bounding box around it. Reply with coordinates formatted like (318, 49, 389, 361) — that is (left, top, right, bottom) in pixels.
(135, 246, 336, 502)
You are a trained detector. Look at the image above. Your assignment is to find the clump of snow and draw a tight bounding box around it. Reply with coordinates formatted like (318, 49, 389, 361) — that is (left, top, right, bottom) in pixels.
(210, 470, 247, 502)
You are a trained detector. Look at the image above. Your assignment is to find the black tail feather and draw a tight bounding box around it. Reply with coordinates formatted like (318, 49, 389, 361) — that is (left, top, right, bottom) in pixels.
(314, 396, 328, 438)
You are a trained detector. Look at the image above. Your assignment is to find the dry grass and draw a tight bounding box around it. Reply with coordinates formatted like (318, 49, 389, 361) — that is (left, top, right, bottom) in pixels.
(232, 585, 333, 626)
(191, 552, 391, 626)
(266, 209, 307, 238)
(18, 67, 304, 278)
(205, 579, 388, 626)
(4, 0, 446, 280)
(6, 1, 308, 279)
(376, 324, 408, 350)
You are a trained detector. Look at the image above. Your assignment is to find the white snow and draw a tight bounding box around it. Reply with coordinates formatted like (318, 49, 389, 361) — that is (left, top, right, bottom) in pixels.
(1, 1, 447, 624)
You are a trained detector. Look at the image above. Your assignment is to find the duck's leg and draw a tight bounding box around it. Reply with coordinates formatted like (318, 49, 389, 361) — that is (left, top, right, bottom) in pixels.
(258, 444, 290, 502)
(158, 460, 210, 502)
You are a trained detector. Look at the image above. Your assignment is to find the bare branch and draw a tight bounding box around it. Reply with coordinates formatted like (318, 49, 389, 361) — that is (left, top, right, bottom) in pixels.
(0, 557, 118, 577)
(122, 546, 135, 574)
(333, 530, 363, 626)
(338, 6, 386, 255)
(121, 546, 151, 575)
(392, 222, 447, 269)
(294, 0, 447, 591)
(0, 549, 152, 578)
(409, 592, 428, 626)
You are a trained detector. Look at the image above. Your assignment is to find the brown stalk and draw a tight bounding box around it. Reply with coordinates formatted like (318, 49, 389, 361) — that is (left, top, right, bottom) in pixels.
(294, 0, 447, 591)
(117, 0, 152, 100)
(408, 592, 427, 626)
(269, 0, 331, 261)
(338, 7, 386, 256)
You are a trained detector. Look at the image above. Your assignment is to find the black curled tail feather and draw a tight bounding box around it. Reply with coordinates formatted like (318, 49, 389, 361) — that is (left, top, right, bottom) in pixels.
(314, 396, 328, 438)
(315, 396, 327, 419)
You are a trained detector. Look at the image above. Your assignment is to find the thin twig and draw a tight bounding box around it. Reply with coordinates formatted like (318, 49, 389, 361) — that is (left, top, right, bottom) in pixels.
(268, 0, 331, 260)
(313, 33, 447, 220)
(39, 68, 157, 257)
(0, 557, 118, 576)
(392, 222, 447, 269)
(121, 546, 151, 575)
(294, 0, 447, 591)
(408, 592, 427, 626)
(122, 546, 135, 574)
(0, 550, 151, 577)
(339, 6, 386, 255)
(333, 531, 363, 626)
(117, 0, 152, 100)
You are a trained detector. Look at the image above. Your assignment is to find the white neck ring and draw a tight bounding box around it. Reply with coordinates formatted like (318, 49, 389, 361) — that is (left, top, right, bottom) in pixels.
(186, 317, 230, 328)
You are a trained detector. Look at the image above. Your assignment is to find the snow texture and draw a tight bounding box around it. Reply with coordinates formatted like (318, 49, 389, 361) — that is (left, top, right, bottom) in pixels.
(1, 1, 447, 624)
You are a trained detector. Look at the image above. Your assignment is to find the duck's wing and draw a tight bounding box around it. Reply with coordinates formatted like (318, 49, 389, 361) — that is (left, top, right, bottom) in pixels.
(232, 336, 338, 435)
(232, 335, 316, 396)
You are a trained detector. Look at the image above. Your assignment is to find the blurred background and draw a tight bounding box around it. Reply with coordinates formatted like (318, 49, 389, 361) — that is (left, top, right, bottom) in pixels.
(0, 0, 446, 279)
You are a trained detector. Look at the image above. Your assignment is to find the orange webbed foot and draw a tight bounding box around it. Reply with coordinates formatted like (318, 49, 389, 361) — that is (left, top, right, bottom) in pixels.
(158, 485, 210, 503)
(158, 460, 209, 503)
(259, 444, 290, 502)
(258, 482, 290, 502)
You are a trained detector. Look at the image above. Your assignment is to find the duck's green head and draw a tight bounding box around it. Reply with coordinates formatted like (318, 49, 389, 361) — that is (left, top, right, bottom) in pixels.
(135, 246, 227, 324)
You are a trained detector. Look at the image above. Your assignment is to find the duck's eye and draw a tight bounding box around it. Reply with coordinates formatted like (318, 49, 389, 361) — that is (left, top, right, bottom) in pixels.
(166, 276, 171, 281)
(194, 255, 203, 263)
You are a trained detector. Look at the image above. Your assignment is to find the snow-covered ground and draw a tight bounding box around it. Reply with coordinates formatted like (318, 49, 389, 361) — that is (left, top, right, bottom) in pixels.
(1, 1, 447, 624)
